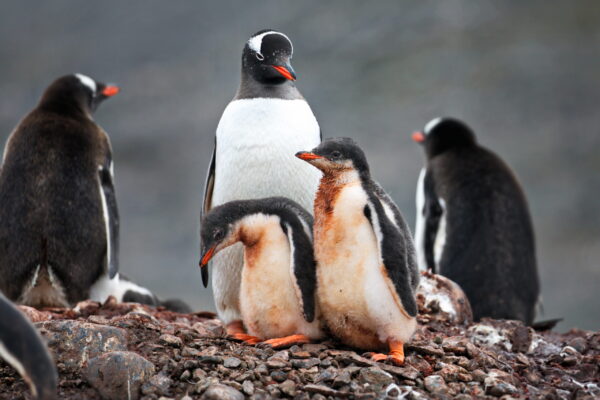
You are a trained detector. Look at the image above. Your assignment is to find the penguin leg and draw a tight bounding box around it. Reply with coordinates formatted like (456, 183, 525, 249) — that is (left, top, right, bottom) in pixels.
(367, 340, 405, 366)
(226, 320, 246, 335)
(263, 334, 310, 349)
(231, 333, 262, 345)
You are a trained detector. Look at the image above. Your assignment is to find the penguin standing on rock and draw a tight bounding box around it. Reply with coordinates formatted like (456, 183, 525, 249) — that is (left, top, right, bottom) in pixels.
(297, 138, 419, 365)
(0, 292, 57, 400)
(202, 29, 321, 332)
(199, 197, 323, 348)
(0, 74, 174, 310)
(412, 117, 540, 324)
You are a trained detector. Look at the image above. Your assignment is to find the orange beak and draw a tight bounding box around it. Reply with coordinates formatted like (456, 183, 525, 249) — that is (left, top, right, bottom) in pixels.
(412, 131, 426, 143)
(102, 85, 120, 97)
(199, 246, 216, 267)
(295, 152, 323, 161)
(272, 65, 296, 81)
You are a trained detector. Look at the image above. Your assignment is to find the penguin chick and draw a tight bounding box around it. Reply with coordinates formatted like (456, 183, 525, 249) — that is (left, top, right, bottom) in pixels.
(201, 29, 322, 329)
(412, 117, 539, 324)
(296, 138, 419, 365)
(0, 74, 165, 309)
(200, 197, 323, 348)
(0, 292, 57, 400)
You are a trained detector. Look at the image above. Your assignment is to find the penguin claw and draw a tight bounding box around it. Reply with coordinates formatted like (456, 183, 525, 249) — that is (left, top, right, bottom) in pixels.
(368, 352, 388, 362)
(230, 333, 261, 345)
(263, 334, 310, 349)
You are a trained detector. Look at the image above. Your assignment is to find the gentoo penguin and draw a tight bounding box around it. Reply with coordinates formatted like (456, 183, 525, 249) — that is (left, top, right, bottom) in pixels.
(199, 197, 322, 348)
(0, 74, 177, 310)
(412, 117, 540, 324)
(296, 138, 419, 365)
(0, 292, 57, 399)
(201, 29, 321, 331)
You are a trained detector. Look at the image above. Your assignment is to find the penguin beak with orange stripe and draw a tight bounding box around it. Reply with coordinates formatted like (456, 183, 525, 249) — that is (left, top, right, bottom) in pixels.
(412, 131, 426, 143)
(92, 82, 120, 111)
(271, 62, 296, 81)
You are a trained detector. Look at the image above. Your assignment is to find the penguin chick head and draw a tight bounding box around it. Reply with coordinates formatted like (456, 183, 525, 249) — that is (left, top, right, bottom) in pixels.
(296, 137, 370, 178)
(38, 74, 120, 116)
(243, 29, 296, 84)
(412, 117, 477, 159)
(199, 204, 243, 268)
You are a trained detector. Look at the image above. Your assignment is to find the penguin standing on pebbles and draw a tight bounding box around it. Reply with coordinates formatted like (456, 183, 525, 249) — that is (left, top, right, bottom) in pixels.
(297, 138, 419, 365)
(202, 29, 322, 331)
(199, 197, 323, 348)
(412, 117, 539, 324)
(0, 74, 174, 310)
(0, 292, 57, 400)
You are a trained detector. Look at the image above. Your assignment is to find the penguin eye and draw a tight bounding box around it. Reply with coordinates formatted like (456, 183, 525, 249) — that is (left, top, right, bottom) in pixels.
(213, 228, 224, 240)
(255, 52, 264, 61)
(330, 151, 342, 160)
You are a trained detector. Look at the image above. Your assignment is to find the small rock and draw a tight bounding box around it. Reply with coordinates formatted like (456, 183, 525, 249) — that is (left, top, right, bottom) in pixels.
(182, 347, 201, 357)
(200, 384, 244, 400)
(332, 370, 351, 388)
(424, 375, 448, 395)
(242, 380, 254, 396)
(192, 368, 207, 381)
(279, 379, 296, 396)
(291, 357, 320, 369)
(159, 334, 183, 348)
(486, 382, 518, 397)
(567, 337, 588, 354)
(142, 373, 172, 396)
(223, 357, 242, 368)
(270, 370, 288, 382)
(266, 359, 288, 369)
(269, 351, 290, 361)
(84, 351, 155, 400)
(358, 367, 394, 387)
(304, 384, 338, 397)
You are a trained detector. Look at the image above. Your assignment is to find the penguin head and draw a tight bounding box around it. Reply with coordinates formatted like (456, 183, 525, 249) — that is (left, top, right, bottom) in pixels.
(242, 29, 296, 84)
(296, 137, 370, 177)
(412, 117, 477, 158)
(38, 74, 120, 117)
(199, 204, 243, 268)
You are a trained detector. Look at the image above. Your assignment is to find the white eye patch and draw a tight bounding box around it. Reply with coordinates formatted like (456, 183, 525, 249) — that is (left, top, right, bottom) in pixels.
(247, 31, 293, 57)
(424, 117, 443, 135)
(75, 73, 97, 93)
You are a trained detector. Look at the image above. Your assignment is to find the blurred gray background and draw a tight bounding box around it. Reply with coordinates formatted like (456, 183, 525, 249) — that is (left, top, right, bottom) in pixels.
(0, 1, 598, 331)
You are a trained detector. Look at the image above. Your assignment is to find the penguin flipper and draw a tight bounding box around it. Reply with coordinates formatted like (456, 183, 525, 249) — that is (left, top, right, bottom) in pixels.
(200, 139, 216, 288)
(99, 159, 119, 279)
(364, 197, 418, 317)
(423, 171, 442, 273)
(281, 220, 317, 322)
(0, 293, 57, 400)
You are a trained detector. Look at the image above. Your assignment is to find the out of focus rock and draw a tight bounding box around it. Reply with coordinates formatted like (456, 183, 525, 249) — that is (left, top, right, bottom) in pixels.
(417, 271, 473, 324)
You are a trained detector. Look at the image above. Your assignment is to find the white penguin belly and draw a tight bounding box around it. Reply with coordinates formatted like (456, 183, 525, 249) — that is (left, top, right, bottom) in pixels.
(210, 98, 322, 323)
(316, 184, 415, 350)
(414, 168, 427, 270)
(239, 218, 321, 340)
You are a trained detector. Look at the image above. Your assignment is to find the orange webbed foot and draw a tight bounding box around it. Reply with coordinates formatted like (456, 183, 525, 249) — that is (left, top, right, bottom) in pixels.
(231, 333, 262, 345)
(388, 340, 405, 366)
(368, 352, 389, 362)
(263, 334, 310, 349)
(226, 320, 246, 336)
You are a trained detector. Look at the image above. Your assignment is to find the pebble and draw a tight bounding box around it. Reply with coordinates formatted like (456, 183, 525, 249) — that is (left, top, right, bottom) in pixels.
(242, 380, 255, 396)
(159, 334, 183, 348)
(358, 367, 394, 387)
(291, 357, 320, 369)
(266, 359, 288, 369)
(223, 357, 242, 368)
(200, 384, 244, 400)
(424, 375, 448, 395)
(279, 379, 297, 396)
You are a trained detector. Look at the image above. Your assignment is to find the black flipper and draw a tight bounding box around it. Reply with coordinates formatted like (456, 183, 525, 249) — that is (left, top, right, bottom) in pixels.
(364, 190, 418, 317)
(200, 139, 216, 288)
(99, 156, 119, 279)
(423, 170, 442, 273)
(280, 215, 317, 322)
(0, 292, 57, 400)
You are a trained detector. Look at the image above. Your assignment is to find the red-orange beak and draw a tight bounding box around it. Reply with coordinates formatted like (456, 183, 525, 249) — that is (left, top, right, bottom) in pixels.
(295, 151, 323, 161)
(272, 65, 296, 81)
(102, 85, 120, 97)
(412, 131, 426, 143)
(199, 246, 216, 267)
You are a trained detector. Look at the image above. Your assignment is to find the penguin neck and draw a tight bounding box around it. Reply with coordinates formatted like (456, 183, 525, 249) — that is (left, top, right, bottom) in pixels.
(320, 169, 362, 187)
(235, 71, 304, 100)
(37, 96, 92, 121)
(237, 213, 282, 248)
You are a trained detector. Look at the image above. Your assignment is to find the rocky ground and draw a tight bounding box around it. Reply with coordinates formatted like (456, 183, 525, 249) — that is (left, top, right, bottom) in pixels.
(0, 285, 598, 399)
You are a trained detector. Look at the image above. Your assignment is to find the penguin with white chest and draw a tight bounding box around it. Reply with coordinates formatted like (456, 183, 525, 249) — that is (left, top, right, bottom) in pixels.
(199, 197, 323, 348)
(412, 117, 540, 324)
(0, 74, 174, 310)
(296, 138, 419, 365)
(202, 29, 322, 331)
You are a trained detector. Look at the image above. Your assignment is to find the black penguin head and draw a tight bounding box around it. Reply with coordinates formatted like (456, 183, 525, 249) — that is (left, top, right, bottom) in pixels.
(38, 74, 120, 116)
(412, 117, 477, 159)
(242, 29, 296, 84)
(296, 137, 370, 177)
(199, 204, 241, 268)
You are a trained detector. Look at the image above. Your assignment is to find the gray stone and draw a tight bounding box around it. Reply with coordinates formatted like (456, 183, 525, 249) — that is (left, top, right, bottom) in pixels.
(223, 356, 242, 368)
(279, 379, 297, 396)
(37, 320, 127, 373)
(200, 384, 244, 400)
(84, 351, 155, 400)
(358, 367, 394, 387)
(242, 380, 255, 396)
(158, 334, 183, 348)
(424, 375, 448, 394)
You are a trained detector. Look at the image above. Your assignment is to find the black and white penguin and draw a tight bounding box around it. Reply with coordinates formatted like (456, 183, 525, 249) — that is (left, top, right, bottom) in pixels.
(199, 197, 323, 348)
(412, 117, 540, 324)
(0, 292, 57, 400)
(296, 138, 419, 365)
(0, 74, 178, 310)
(202, 29, 321, 330)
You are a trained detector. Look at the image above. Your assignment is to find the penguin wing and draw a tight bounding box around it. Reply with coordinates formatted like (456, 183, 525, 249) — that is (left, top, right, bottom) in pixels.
(200, 138, 216, 287)
(423, 171, 443, 273)
(364, 193, 418, 317)
(99, 158, 119, 279)
(372, 182, 420, 290)
(282, 220, 317, 322)
(0, 293, 57, 400)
